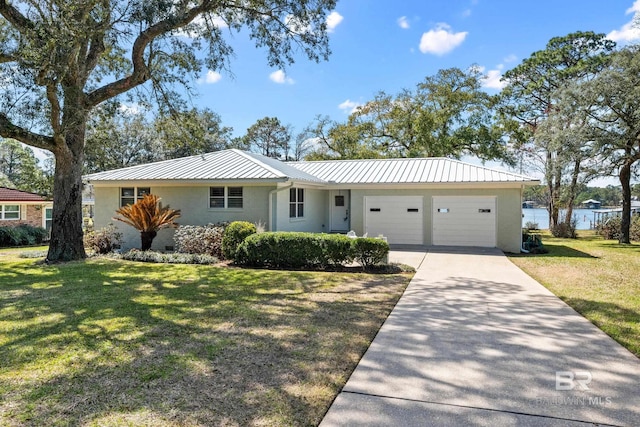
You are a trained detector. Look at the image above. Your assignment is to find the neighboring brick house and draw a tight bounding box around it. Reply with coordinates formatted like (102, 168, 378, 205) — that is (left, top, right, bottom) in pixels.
(0, 187, 53, 230)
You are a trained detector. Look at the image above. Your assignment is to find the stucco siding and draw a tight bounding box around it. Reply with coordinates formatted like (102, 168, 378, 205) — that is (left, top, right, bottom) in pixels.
(350, 187, 522, 253)
(94, 185, 274, 251)
(274, 187, 327, 233)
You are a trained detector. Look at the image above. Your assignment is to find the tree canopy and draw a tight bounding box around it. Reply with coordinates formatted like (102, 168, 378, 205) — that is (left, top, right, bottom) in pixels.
(500, 31, 616, 230)
(307, 67, 511, 163)
(0, 0, 336, 261)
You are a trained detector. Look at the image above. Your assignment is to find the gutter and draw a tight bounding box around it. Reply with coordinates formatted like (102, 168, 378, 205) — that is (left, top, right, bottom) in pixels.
(268, 182, 294, 231)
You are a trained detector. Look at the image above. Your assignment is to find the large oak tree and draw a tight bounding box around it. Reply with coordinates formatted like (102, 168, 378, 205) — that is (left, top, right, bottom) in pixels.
(0, 0, 336, 261)
(307, 67, 510, 162)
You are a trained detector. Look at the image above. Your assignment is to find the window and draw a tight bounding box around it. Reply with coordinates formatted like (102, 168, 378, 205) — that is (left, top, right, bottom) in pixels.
(45, 207, 53, 231)
(289, 188, 304, 218)
(335, 195, 345, 207)
(0, 205, 19, 220)
(121, 187, 150, 206)
(210, 186, 243, 209)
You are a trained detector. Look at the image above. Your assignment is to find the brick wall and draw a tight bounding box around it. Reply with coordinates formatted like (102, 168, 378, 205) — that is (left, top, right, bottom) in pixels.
(0, 205, 43, 228)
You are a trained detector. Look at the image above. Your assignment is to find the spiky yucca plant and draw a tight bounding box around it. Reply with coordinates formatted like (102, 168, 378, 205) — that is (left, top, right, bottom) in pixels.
(113, 194, 181, 251)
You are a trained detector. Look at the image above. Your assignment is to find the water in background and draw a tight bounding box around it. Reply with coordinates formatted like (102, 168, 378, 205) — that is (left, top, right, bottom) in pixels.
(522, 208, 597, 230)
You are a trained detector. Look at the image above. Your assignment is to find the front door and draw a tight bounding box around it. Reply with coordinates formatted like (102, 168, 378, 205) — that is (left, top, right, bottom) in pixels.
(330, 190, 350, 232)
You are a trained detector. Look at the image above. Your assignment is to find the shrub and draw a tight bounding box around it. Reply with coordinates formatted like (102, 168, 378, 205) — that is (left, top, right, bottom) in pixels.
(598, 216, 622, 240)
(174, 223, 227, 258)
(352, 238, 389, 268)
(598, 215, 640, 241)
(122, 249, 217, 265)
(222, 221, 257, 260)
(524, 221, 539, 231)
(236, 232, 356, 269)
(84, 224, 122, 254)
(0, 224, 48, 247)
(550, 218, 577, 239)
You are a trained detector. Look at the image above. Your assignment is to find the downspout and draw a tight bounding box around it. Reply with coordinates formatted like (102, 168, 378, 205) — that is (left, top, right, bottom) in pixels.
(268, 182, 294, 231)
(520, 184, 530, 253)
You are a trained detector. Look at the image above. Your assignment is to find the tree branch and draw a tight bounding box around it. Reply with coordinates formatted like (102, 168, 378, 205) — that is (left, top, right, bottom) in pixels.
(0, 1, 34, 32)
(46, 84, 62, 136)
(0, 113, 55, 151)
(85, 1, 212, 108)
(0, 53, 16, 63)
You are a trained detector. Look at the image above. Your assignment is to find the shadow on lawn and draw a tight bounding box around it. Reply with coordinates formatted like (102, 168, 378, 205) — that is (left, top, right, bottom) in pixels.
(0, 259, 406, 426)
(512, 244, 597, 259)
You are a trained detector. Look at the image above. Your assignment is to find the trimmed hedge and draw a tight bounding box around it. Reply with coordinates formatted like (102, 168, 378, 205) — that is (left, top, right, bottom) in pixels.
(0, 224, 48, 247)
(236, 232, 389, 269)
(222, 221, 257, 260)
(352, 238, 389, 268)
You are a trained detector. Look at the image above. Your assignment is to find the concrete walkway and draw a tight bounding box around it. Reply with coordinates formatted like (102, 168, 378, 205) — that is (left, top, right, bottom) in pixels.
(321, 247, 640, 426)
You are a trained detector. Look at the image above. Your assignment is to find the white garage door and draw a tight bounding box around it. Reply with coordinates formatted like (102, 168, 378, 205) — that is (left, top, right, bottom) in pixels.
(432, 196, 496, 247)
(364, 196, 424, 244)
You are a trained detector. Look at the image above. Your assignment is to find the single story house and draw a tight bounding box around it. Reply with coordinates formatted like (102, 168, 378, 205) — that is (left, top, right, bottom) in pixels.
(84, 149, 539, 253)
(0, 187, 53, 230)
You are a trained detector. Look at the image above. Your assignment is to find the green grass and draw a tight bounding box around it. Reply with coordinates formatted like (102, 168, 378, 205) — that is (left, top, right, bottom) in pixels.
(0, 253, 410, 426)
(509, 230, 640, 357)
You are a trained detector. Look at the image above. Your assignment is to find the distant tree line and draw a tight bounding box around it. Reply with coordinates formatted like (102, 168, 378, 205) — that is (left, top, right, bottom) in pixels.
(523, 184, 640, 209)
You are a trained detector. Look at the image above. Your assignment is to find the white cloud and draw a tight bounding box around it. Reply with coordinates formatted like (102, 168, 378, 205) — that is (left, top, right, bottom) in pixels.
(269, 70, 295, 84)
(397, 16, 410, 29)
(607, 1, 640, 43)
(461, 8, 472, 18)
(628, 0, 640, 13)
(118, 103, 143, 115)
(203, 70, 222, 84)
(483, 69, 507, 90)
(338, 99, 362, 114)
(503, 54, 518, 63)
(326, 11, 343, 32)
(477, 63, 507, 90)
(419, 23, 468, 55)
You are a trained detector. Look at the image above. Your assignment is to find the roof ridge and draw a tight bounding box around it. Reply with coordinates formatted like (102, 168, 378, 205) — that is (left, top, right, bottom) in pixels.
(232, 150, 289, 178)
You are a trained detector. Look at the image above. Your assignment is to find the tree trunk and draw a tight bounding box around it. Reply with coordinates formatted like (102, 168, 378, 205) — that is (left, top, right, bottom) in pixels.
(564, 158, 581, 225)
(140, 230, 157, 251)
(46, 128, 87, 262)
(619, 161, 632, 244)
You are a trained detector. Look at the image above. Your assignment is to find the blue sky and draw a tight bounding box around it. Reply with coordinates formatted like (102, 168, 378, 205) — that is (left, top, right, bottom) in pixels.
(191, 0, 640, 143)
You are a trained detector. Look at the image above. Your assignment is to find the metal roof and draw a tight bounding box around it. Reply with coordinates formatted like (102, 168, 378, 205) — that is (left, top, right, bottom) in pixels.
(290, 157, 536, 184)
(85, 150, 536, 185)
(85, 149, 324, 183)
(0, 187, 48, 202)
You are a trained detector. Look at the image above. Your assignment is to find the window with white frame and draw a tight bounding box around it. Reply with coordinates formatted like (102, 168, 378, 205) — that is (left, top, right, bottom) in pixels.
(120, 187, 150, 207)
(0, 204, 20, 220)
(209, 186, 243, 209)
(289, 188, 304, 218)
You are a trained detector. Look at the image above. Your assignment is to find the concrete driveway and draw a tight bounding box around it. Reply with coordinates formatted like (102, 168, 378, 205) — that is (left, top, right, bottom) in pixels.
(321, 247, 640, 426)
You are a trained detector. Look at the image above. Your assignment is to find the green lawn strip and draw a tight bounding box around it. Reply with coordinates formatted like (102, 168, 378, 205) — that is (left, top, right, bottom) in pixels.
(0, 255, 410, 426)
(509, 230, 640, 357)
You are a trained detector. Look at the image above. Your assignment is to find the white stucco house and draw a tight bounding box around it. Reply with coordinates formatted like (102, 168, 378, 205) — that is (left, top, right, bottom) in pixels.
(84, 149, 539, 253)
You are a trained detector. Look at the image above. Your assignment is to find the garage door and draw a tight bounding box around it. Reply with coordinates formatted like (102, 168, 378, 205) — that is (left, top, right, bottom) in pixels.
(364, 196, 424, 244)
(432, 196, 496, 247)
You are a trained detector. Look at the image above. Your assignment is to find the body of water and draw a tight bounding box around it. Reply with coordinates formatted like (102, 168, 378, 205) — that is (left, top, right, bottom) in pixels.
(522, 208, 597, 230)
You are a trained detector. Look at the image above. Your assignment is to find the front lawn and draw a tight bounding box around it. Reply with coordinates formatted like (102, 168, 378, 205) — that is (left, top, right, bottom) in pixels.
(0, 253, 410, 426)
(509, 230, 640, 357)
